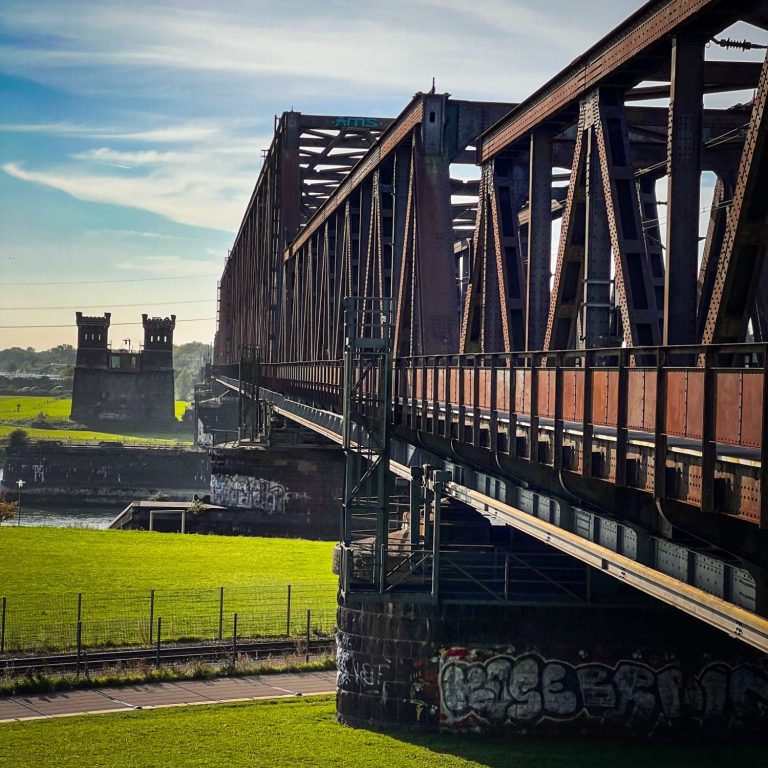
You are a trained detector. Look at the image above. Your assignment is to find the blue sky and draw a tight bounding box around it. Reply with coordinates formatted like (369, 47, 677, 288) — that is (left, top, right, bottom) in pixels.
(0, 0, 763, 350)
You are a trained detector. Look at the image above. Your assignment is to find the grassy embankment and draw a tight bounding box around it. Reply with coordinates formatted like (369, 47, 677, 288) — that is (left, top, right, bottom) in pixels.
(1, 696, 764, 768)
(0, 395, 191, 445)
(0, 528, 337, 649)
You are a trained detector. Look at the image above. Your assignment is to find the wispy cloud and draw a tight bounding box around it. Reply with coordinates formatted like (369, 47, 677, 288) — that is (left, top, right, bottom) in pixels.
(114, 254, 222, 277)
(2, 159, 258, 231)
(0, 0, 640, 101)
(0, 121, 224, 142)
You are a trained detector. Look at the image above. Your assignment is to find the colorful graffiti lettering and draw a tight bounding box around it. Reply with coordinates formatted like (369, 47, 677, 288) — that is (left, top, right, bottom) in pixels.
(439, 652, 768, 728)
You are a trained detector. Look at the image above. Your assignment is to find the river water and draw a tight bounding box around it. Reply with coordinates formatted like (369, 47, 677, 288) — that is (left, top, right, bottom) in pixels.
(10, 504, 121, 529)
(0, 467, 120, 528)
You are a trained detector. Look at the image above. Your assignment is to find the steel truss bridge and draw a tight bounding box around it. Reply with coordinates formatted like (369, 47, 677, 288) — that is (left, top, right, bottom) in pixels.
(211, 0, 768, 654)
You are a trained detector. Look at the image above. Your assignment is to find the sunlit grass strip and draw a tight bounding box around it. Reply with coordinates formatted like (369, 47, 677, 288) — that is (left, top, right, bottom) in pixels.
(0, 529, 338, 651)
(2, 696, 765, 768)
(0, 395, 191, 444)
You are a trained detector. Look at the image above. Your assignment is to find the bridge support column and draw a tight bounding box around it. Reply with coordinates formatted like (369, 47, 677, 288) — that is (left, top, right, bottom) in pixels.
(337, 596, 768, 738)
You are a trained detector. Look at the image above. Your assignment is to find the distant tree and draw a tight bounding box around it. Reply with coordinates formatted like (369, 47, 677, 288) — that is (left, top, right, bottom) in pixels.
(6, 428, 29, 449)
(173, 342, 211, 401)
(0, 495, 17, 524)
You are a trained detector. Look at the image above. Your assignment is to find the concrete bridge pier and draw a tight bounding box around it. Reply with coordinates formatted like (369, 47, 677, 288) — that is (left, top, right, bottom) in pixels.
(336, 592, 768, 739)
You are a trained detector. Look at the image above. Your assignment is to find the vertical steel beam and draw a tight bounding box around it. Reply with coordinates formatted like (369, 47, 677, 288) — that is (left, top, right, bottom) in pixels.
(593, 88, 661, 347)
(703, 51, 768, 344)
(413, 95, 459, 354)
(637, 176, 666, 339)
(394, 141, 418, 358)
(278, 112, 302, 357)
(696, 173, 734, 342)
(664, 37, 704, 346)
(543, 106, 587, 351)
(460, 156, 528, 353)
(526, 130, 553, 351)
(583, 117, 612, 348)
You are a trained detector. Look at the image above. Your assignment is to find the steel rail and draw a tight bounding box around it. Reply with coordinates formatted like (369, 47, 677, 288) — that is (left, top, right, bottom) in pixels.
(1, 638, 335, 675)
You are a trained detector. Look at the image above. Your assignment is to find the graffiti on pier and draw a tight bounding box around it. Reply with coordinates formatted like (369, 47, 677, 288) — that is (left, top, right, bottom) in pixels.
(210, 474, 308, 514)
(439, 650, 768, 729)
(337, 641, 392, 695)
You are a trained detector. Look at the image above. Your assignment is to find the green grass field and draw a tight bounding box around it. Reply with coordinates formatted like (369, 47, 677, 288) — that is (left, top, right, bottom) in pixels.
(0, 395, 191, 444)
(0, 528, 337, 650)
(1, 696, 763, 768)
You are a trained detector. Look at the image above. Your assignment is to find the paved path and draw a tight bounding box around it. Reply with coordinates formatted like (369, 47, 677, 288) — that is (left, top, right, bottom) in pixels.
(0, 670, 337, 723)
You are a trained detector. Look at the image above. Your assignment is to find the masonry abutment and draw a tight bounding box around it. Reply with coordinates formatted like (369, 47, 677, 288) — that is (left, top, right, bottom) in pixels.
(336, 591, 768, 738)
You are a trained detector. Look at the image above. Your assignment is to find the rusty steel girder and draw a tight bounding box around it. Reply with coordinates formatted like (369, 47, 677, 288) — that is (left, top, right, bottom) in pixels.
(214, 112, 392, 365)
(277, 96, 513, 364)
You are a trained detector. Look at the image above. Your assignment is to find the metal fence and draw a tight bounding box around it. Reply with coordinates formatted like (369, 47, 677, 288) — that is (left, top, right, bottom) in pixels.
(0, 583, 338, 653)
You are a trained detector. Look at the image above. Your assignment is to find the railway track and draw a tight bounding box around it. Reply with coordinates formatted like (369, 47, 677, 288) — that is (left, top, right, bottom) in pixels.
(0, 637, 335, 674)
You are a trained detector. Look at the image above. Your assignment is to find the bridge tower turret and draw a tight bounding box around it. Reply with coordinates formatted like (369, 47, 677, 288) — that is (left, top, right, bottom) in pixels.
(74, 312, 110, 368)
(141, 314, 176, 371)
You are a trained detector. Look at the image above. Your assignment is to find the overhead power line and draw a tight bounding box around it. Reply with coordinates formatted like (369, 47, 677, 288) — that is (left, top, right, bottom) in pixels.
(4, 274, 218, 287)
(2, 299, 213, 311)
(0, 317, 216, 329)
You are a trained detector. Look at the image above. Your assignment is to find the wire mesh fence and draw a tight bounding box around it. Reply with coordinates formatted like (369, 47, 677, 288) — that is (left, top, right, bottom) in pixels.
(0, 583, 338, 654)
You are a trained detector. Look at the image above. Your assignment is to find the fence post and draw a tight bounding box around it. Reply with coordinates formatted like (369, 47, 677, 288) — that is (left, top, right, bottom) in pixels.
(156, 617, 162, 668)
(1, 597, 5, 655)
(76, 620, 82, 677)
(232, 612, 238, 668)
(305, 609, 311, 663)
(286, 585, 292, 637)
(77, 592, 82, 624)
(148, 589, 155, 645)
(218, 587, 224, 641)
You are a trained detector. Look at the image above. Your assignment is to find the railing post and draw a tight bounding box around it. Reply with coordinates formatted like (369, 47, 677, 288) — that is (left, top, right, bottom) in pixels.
(155, 617, 162, 668)
(457, 357, 466, 442)
(761, 346, 768, 529)
(701, 347, 716, 513)
(553, 353, 564, 470)
(306, 609, 311, 663)
(489, 355, 498, 454)
(218, 587, 224, 641)
(509, 354, 517, 457)
(431, 357, 440, 436)
(615, 349, 629, 486)
(444, 357, 452, 438)
(286, 584, 292, 636)
(0, 596, 5, 655)
(77, 592, 82, 625)
(654, 348, 668, 500)
(529, 353, 539, 464)
(472, 358, 480, 446)
(582, 351, 594, 478)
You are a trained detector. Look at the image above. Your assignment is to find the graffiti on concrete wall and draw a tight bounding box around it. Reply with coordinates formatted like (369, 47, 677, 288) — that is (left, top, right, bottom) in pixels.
(210, 474, 308, 514)
(439, 650, 768, 729)
(337, 640, 392, 695)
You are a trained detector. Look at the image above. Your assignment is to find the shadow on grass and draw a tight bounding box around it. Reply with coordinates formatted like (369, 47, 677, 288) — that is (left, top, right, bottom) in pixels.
(388, 729, 766, 768)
